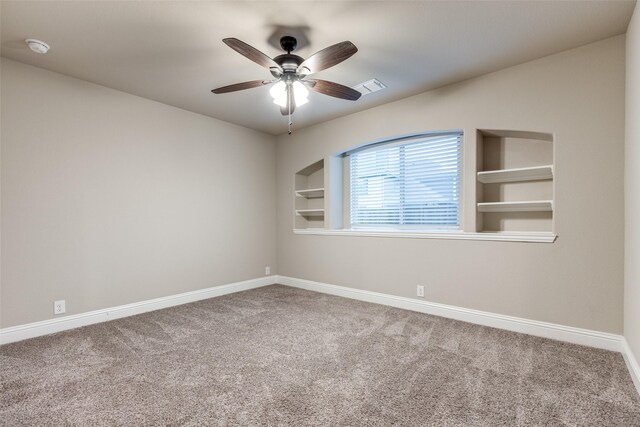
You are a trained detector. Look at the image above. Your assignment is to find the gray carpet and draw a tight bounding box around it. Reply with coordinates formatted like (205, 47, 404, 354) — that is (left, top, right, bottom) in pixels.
(1, 285, 639, 426)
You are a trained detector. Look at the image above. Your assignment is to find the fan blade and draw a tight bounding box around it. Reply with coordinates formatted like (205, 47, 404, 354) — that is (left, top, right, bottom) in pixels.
(223, 38, 282, 71)
(211, 80, 270, 94)
(280, 88, 296, 115)
(306, 79, 361, 101)
(297, 41, 357, 75)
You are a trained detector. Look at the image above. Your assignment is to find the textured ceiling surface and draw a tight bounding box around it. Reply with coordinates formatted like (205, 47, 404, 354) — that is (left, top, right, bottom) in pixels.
(1, 1, 636, 135)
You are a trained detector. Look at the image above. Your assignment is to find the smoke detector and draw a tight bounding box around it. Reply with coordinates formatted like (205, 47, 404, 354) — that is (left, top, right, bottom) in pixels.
(25, 39, 50, 54)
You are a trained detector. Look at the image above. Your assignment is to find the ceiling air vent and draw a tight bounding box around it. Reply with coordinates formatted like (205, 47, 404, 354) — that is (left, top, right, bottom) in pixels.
(353, 79, 386, 96)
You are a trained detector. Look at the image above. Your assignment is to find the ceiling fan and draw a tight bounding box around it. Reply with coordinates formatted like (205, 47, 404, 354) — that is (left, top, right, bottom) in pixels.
(211, 36, 362, 129)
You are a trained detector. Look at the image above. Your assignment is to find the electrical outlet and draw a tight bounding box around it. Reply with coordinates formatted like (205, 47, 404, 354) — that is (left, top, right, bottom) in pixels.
(265, 266, 271, 275)
(54, 300, 66, 315)
(416, 285, 425, 298)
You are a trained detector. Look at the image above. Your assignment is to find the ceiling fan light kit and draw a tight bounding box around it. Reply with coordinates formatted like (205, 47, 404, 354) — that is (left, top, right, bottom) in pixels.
(212, 35, 361, 134)
(270, 80, 308, 108)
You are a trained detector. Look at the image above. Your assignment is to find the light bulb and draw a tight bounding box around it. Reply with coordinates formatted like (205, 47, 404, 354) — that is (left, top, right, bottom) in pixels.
(269, 81, 287, 107)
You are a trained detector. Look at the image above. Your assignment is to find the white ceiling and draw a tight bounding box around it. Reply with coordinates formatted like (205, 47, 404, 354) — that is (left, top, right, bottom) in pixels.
(1, 1, 636, 135)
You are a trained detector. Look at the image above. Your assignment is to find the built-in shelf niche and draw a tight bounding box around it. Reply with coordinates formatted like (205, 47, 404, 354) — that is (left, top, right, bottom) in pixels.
(477, 130, 554, 233)
(294, 160, 325, 229)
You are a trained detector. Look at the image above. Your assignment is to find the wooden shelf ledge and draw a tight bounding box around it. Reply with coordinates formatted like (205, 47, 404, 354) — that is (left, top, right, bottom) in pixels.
(477, 200, 553, 213)
(295, 188, 325, 198)
(477, 165, 553, 184)
(296, 209, 325, 217)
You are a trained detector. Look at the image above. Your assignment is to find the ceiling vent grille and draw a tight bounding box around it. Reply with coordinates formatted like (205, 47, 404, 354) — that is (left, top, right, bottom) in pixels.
(353, 78, 386, 96)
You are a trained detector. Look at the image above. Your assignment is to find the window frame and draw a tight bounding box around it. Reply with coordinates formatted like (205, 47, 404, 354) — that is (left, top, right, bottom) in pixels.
(346, 131, 463, 232)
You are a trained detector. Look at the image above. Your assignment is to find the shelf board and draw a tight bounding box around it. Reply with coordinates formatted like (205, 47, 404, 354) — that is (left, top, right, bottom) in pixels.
(296, 160, 324, 177)
(296, 209, 325, 218)
(477, 165, 553, 184)
(293, 228, 557, 243)
(478, 129, 553, 142)
(295, 188, 325, 198)
(477, 200, 553, 213)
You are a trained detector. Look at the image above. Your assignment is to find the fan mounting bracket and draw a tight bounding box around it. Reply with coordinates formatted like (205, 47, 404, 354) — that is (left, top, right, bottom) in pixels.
(280, 36, 297, 53)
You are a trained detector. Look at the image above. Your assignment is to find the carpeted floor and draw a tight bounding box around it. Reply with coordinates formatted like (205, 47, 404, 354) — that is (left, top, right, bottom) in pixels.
(1, 285, 639, 426)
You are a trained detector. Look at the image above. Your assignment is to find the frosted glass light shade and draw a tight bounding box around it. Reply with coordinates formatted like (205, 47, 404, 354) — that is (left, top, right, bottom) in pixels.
(270, 81, 287, 107)
(292, 81, 309, 106)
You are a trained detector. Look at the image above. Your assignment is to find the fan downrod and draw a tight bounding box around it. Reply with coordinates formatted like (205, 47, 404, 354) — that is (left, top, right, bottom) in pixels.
(280, 36, 297, 53)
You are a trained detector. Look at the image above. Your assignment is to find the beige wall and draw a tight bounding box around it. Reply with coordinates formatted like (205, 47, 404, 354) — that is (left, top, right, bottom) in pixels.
(0, 34, 629, 336)
(0, 59, 277, 328)
(626, 4, 640, 359)
(276, 36, 626, 333)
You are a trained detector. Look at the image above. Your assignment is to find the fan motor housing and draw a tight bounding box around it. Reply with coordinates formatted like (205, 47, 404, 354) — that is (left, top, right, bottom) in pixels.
(273, 54, 304, 73)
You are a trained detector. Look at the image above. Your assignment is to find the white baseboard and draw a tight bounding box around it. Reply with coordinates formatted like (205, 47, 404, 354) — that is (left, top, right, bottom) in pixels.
(622, 339, 640, 395)
(2, 273, 637, 395)
(276, 275, 624, 352)
(0, 276, 277, 345)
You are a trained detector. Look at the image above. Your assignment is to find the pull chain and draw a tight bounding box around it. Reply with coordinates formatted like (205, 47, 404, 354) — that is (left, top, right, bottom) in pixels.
(287, 85, 293, 135)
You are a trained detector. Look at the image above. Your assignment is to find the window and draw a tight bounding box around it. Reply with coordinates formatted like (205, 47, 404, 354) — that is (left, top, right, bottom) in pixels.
(349, 132, 462, 230)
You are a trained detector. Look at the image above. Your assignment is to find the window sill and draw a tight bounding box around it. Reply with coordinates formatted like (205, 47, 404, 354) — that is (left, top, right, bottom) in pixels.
(292, 229, 557, 243)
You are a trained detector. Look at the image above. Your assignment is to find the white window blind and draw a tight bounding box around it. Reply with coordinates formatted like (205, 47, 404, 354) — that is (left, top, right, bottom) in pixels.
(349, 132, 461, 229)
